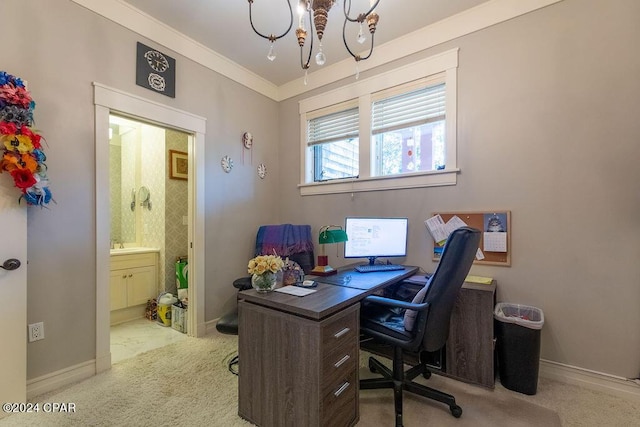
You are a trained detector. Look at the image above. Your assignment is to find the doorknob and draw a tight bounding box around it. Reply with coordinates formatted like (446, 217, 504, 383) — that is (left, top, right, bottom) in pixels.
(0, 259, 21, 271)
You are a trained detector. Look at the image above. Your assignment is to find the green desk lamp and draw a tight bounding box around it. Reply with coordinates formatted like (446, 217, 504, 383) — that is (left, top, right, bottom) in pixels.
(310, 225, 348, 276)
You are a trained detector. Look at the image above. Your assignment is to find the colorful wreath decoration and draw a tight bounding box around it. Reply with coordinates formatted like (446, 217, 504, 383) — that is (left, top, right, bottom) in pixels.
(0, 71, 53, 206)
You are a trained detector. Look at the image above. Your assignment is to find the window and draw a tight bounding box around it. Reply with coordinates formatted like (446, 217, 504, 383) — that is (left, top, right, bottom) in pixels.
(372, 80, 446, 176)
(307, 104, 359, 182)
(299, 49, 458, 196)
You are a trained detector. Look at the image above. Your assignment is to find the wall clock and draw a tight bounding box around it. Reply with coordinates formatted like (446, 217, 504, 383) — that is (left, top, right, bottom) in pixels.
(145, 50, 170, 72)
(221, 155, 234, 173)
(257, 163, 267, 179)
(135, 42, 176, 98)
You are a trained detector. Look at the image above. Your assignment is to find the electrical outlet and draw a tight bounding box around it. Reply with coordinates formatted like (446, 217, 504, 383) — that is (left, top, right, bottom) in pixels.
(28, 322, 44, 342)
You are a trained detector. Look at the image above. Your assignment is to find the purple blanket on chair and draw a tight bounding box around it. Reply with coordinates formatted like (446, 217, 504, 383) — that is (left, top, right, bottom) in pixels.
(255, 224, 314, 257)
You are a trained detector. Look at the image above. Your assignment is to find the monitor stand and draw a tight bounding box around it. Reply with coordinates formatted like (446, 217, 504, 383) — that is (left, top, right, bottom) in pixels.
(366, 257, 378, 266)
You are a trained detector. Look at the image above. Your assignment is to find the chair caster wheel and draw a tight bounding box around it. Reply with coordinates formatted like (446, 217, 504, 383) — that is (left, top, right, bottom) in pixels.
(450, 405, 462, 418)
(422, 370, 431, 379)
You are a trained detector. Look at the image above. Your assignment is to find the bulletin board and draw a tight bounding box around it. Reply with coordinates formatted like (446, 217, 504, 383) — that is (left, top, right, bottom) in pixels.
(429, 211, 511, 266)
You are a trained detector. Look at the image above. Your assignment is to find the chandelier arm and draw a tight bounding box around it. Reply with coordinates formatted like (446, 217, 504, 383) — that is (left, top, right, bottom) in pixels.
(300, 10, 314, 70)
(248, 0, 294, 41)
(342, 0, 380, 23)
(342, 19, 376, 62)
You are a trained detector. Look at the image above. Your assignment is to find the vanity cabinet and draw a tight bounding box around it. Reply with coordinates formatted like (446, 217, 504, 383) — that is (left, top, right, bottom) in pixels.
(110, 251, 158, 324)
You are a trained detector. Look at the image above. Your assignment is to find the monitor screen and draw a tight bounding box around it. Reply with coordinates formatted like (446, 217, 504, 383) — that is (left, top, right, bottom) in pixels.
(344, 217, 408, 265)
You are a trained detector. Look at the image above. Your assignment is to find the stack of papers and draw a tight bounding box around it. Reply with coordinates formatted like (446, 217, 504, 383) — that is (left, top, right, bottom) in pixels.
(274, 286, 317, 297)
(465, 275, 493, 285)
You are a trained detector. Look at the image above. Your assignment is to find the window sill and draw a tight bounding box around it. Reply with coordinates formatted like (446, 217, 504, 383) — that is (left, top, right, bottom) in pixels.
(298, 169, 459, 196)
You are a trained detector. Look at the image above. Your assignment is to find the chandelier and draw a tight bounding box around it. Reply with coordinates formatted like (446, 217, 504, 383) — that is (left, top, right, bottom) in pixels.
(248, 0, 380, 83)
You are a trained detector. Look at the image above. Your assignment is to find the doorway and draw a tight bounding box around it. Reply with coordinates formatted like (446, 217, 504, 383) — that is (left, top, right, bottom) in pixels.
(94, 83, 206, 373)
(108, 114, 190, 362)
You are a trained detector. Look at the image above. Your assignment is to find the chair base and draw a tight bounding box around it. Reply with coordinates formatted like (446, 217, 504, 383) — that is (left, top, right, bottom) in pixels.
(360, 347, 462, 426)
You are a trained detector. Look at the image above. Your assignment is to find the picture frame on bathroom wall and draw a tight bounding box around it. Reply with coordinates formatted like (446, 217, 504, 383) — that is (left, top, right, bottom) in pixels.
(169, 150, 188, 180)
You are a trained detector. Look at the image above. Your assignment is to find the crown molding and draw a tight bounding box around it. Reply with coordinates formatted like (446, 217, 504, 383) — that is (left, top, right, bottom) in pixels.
(70, 0, 563, 102)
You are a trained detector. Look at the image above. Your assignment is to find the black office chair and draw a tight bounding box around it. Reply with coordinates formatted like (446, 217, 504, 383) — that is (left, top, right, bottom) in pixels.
(359, 227, 481, 426)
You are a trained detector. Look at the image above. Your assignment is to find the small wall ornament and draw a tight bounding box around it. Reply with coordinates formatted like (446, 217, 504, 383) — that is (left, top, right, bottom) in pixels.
(257, 163, 267, 179)
(221, 155, 233, 173)
(0, 71, 54, 206)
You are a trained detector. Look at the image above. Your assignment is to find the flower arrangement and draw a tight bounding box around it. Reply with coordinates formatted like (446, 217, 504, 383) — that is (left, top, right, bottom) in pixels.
(0, 71, 53, 206)
(247, 254, 285, 276)
(248, 254, 285, 292)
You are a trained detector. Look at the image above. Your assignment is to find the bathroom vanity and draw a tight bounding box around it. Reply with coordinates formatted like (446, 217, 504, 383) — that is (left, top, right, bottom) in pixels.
(110, 248, 159, 325)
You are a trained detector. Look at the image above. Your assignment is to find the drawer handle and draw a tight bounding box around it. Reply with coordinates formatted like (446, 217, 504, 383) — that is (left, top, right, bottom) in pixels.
(334, 354, 350, 368)
(333, 328, 350, 339)
(334, 381, 350, 397)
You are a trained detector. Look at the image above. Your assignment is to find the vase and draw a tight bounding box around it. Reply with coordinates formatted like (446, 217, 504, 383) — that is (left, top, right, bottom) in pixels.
(252, 272, 277, 293)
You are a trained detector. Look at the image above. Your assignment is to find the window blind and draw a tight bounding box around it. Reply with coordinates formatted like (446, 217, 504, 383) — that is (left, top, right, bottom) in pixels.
(307, 107, 359, 146)
(372, 83, 445, 135)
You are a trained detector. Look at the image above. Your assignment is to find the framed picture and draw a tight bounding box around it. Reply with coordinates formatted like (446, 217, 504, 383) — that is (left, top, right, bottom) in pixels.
(169, 150, 188, 180)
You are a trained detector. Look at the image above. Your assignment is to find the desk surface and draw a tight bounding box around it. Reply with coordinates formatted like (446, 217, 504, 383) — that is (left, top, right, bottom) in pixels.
(314, 266, 419, 291)
(238, 265, 418, 320)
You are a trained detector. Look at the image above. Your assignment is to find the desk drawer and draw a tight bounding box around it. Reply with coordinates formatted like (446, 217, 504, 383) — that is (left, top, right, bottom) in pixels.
(322, 306, 358, 350)
(322, 370, 358, 427)
(322, 341, 358, 396)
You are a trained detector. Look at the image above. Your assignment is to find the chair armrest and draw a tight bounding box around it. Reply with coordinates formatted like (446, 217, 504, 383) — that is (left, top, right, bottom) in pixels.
(363, 295, 429, 313)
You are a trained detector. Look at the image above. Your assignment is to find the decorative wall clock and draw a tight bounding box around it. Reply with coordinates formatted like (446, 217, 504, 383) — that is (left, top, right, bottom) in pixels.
(257, 163, 267, 179)
(135, 42, 176, 98)
(221, 155, 234, 173)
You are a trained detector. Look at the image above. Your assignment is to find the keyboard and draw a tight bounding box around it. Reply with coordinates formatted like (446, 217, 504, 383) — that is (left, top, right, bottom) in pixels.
(354, 264, 405, 273)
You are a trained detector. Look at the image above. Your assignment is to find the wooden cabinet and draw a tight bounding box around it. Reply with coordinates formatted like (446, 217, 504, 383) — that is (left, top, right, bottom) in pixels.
(238, 300, 359, 427)
(110, 252, 158, 324)
(445, 280, 496, 388)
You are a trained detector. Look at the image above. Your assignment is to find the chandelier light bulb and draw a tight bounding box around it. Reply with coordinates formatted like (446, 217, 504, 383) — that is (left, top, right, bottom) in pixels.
(267, 44, 276, 61)
(304, 69, 308, 86)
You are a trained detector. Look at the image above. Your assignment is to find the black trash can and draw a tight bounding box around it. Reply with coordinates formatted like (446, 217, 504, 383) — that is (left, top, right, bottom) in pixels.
(494, 303, 545, 395)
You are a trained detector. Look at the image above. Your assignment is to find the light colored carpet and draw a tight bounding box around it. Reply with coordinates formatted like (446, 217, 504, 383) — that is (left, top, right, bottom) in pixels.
(2, 331, 638, 426)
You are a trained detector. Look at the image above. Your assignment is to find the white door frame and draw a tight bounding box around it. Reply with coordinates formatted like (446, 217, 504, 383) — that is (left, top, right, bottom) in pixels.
(0, 180, 27, 406)
(94, 83, 206, 373)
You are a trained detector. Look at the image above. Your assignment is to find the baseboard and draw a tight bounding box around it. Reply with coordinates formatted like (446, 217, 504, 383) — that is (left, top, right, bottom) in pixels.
(539, 359, 640, 401)
(27, 360, 96, 400)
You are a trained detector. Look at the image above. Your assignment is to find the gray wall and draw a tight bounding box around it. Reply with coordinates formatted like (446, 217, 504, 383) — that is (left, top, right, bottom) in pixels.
(5, 0, 640, 382)
(6, 0, 279, 379)
(279, 0, 640, 378)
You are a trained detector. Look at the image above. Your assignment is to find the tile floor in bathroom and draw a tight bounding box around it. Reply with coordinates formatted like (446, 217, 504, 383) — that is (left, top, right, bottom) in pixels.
(110, 317, 189, 364)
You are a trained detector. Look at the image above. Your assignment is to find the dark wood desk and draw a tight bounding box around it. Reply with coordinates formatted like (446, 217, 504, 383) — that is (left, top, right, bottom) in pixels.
(237, 266, 418, 427)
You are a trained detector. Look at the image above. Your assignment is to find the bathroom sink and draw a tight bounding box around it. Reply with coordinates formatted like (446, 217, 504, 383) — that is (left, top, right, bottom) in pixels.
(110, 247, 159, 255)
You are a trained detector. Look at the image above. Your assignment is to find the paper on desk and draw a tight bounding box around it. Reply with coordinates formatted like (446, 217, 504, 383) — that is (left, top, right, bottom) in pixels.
(274, 286, 317, 297)
(476, 248, 485, 260)
(465, 275, 493, 285)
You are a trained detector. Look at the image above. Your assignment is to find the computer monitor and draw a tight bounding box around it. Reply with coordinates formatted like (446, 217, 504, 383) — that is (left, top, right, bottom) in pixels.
(344, 217, 408, 265)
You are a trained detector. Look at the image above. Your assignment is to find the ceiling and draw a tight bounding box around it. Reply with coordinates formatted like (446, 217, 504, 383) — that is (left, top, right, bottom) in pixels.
(122, 0, 488, 87)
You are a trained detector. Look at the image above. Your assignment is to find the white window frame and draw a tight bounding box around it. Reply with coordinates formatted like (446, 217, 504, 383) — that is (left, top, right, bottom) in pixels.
(299, 48, 459, 196)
